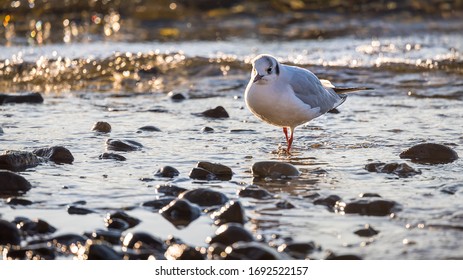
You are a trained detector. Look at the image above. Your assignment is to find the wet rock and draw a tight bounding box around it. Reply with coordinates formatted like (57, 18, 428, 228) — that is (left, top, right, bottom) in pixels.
(179, 188, 229, 207)
(85, 230, 122, 245)
(137, 125, 161, 132)
(105, 139, 143, 152)
(229, 129, 257, 134)
(314, 195, 342, 209)
(6, 197, 33, 206)
(399, 143, 459, 164)
(276, 200, 295, 209)
(210, 200, 246, 226)
(142, 197, 175, 210)
(77, 240, 122, 260)
(200, 106, 229, 118)
(206, 223, 254, 246)
(328, 108, 340, 114)
(5, 245, 56, 260)
(326, 252, 362, 260)
(354, 224, 380, 237)
(201, 126, 214, 133)
(337, 199, 400, 216)
(206, 242, 228, 260)
(105, 211, 141, 228)
(277, 241, 320, 259)
(155, 166, 180, 178)
(168, 92, 187, 102)
(98, 152, 126, 161)
(223, 241, 288, 260)
(0, 170, 32, 195)
(359, 193, 382, 198)
(165, 244, 204, 260)
(105, 218, 130, 231)
(0, 127, 3, 134)
(238, 185, 273, 199)
(46, 233, 87, 250)
(196, 161, 233, 180)
(155, 184, 187, 196)
(0, 219, 21, 246)
(67, 206, 95, 215)
(92, 121, 111, 133)
(189, 167, 217, 180)
(16, 218, 57, 236)
(160, 199, 201, 228)
(33, 146, 74, 164)
(0, 150, 41, 171)
(0, 92, 44, 104)
(251, 161, 300, 178)
(122, 232, 166, 253)
(365, 162, 421, 177)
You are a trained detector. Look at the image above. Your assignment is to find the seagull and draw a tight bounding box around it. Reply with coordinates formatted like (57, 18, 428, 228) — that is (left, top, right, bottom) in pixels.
(244, 54, 371, 153)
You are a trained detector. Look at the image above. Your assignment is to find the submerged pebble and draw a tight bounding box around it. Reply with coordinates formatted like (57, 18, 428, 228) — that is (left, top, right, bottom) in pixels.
(399, 143, 459, 164)
(197, 106, 229, 118)
(179, 187, 229, 207)
(78, 240, 122, 260)
(206, 223, 254, 246)
(0, 92, 44, 104)
(16, 218, 57, 236)
(354, 224, 380, 237)
(201, 126, 214, 133)
(0, 219, 21, 246)
(5, 245, 56, 260)
(238, 185, 273, 199)
(6, 197, 33, 206)
(91, 121, 111, 133)
(196, 161, 233, 180)
(98, 152, 126, 161)
(105, 211, 141, 228)
(85, 229, 122, 245)
(168, 92, 187, 102)
(210, 200, 246, 226)
(223, 241, 288, 260)
(154, 166, 180, 178)
(365, 162, 421, 177)
(165, 244, 204, 260)
(67, 206, 95, 215)
(105, 139, 143, 152)
(277, 241, 320, 259)
(189, 167, 217, 180)
(337, 199, 400, 216)
(0, 151, 41, 171)
(142, 197, 175, 210)
(160, 199, 201, 228)
(155, 184, 187, 196)
(33, 146, 74, 164)
(276, 200, 296, 209)
(0, 170, 32, 195)
(251, 161, 300, 178)
(137, 125, 161, 132)
(122, 232, 166, 253)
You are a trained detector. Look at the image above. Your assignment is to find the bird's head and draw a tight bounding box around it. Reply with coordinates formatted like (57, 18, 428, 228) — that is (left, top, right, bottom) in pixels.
(251, 54, 280, 84)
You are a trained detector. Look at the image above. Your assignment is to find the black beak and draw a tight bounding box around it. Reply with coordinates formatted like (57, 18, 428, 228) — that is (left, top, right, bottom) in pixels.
(253, 74, 264, 83)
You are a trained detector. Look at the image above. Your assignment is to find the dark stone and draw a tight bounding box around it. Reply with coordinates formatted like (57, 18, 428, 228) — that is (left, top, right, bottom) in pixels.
(165, 244, 204, 260)
(276, 200, 295, 209)
(0, 170, 32, 195)
(337, 199, 400, 216)
(365, 162, 421, 177)
(99, 152, 126, 161)
(0, 219, 21, 246)
(6, 197, 33, 206)
(359, 193, 382, 198)
(314, 195, 342, 209)
(251, 161, 300, 178)
(238, 185, 273, 199)
(155, 166, 180, 178)
(105, 218, 130, 231)
(210, 200, 246, 226)
(354, 224, 380, 237)
(160, 199, 201, 228)
(196, 161, 233, 180)
(105, 139, 143, 152)
(201, 126, 214, 133)
(179, 188, 229, 207)
(16, 218, 57, 236)
(155, 184, 187, 196)
(142, 197, 175, 210)
(400, 143, 459, 164)
(137, 125, 161, 132)
(0, 92, 44, 104)
(5, 245, 56, 260)
(199, 106, 229, 118)
(326, 252, 362, 260)
(328, 108, 340, 114)
(223, 241, 288, 260)
(189, 167, 217, 180)
(85, 230, 122, 245)
(0, 151, 41, 171)
(168, 92, 187, 102)
(67, 206, 95, 215)
(229, 129, 257, 134)
(33, 146, 74, 164)
(206, 223, 254, 246)
(206, 242, 228, 260)
(83, 241, 123, 260)
(277, 241, 320, 259)
(92, 121, 111, 133)
(105, 211, 141, 228)
(49, 234, 87, 248)
(121, 232, 166, 253)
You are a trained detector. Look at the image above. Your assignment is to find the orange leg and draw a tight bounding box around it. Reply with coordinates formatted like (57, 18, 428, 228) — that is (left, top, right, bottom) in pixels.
(283, 127, 289, 144)
(283, 127, 294, 152)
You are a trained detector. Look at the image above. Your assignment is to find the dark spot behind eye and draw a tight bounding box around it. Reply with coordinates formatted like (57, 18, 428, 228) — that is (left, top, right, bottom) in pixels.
(266, 67, 272, 74)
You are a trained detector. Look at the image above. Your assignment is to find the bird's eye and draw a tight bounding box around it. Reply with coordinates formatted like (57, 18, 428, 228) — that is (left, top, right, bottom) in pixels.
(266, 67, 272, 74)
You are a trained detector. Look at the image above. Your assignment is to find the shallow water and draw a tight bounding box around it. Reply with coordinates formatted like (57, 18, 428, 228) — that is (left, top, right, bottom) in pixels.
(1, 3, 463, 259)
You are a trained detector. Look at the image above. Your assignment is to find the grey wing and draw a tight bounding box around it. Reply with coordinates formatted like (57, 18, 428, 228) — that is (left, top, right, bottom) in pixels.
(287, 66, 345, 114)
